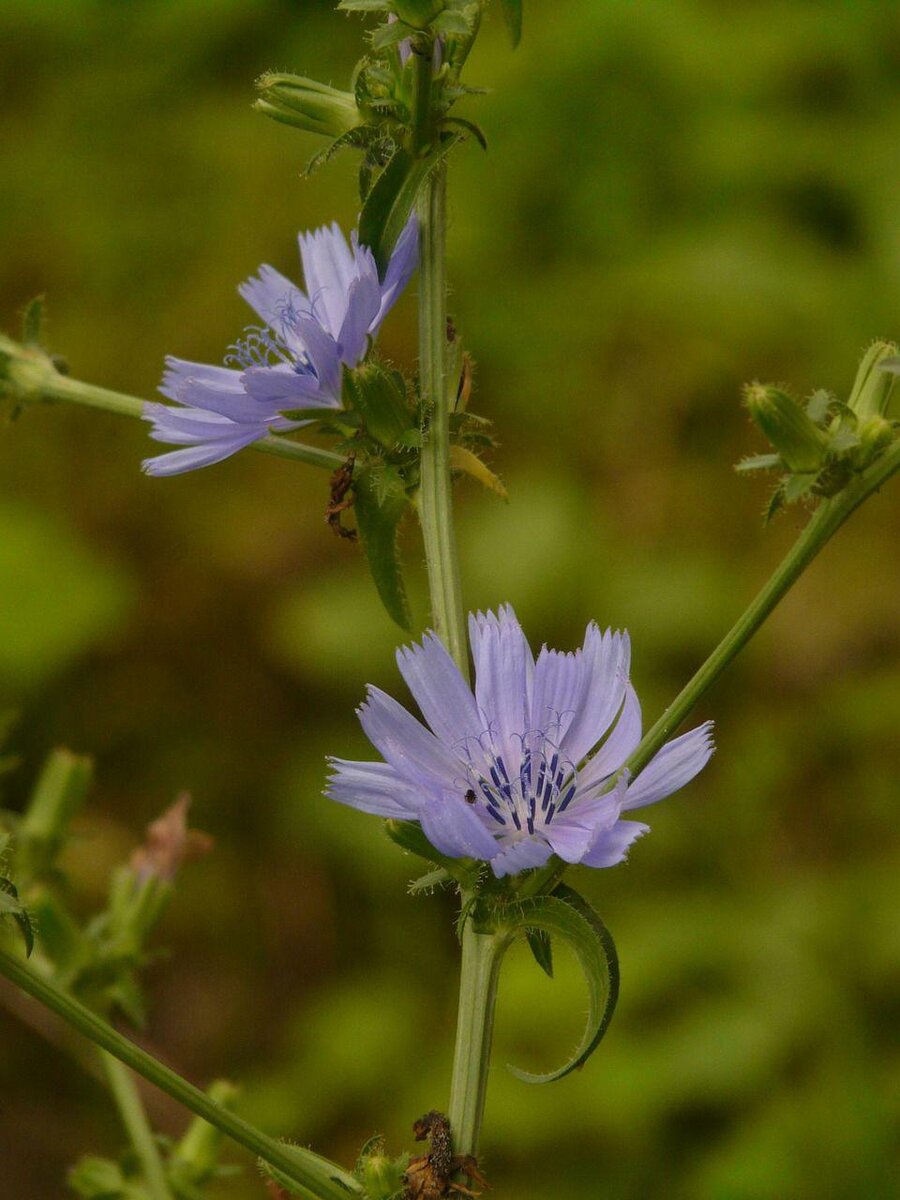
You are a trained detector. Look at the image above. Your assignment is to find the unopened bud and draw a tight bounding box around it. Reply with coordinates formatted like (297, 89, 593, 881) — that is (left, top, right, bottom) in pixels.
(849, 340, 898, 419)
(130, 793, 213, 884)
(362, 1149, 409, 1200)
(858, 414, 895, 460)
(254, 74, 361, 138)
(744, 384, 829, 473)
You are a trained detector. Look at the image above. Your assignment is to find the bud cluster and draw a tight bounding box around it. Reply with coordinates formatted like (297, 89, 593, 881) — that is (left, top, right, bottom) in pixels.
(737, 341, 900, 520)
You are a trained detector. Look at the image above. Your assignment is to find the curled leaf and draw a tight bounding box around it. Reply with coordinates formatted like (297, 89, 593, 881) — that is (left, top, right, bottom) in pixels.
(495, 885, 619, 1083)
(449, 444, 508, 499)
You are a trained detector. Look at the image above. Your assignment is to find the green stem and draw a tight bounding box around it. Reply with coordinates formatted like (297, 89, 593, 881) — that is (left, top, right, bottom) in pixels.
(628, 444, 900, 774)
(409, 45, 495, 1155)
(522, 441, 900, 898)
(0, 947, 361, 1200)
(100, 1050, 173, 1200)
(446, 918, 509, 1157)
(416, 165, 468, 676)
(34, 372, 343, 472)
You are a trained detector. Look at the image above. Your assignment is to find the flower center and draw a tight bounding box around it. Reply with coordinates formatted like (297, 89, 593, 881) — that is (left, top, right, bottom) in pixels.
(459, 729, 578, 835)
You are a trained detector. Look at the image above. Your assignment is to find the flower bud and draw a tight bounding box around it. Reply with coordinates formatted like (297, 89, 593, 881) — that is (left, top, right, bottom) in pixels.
(743, 383, 829, 473)
(363, 1152, 409, 1200)
(848, 340, 898, 419)
(394, 0, 446, 28)
(254, 73, 362, 138)
(857, 414, 895, 461)
(0, 333, 60, 407)
(130, 793, 213, 884)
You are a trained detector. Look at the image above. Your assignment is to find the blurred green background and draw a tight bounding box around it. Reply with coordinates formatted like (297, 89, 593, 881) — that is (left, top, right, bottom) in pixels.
(2, 0, 900, 1196)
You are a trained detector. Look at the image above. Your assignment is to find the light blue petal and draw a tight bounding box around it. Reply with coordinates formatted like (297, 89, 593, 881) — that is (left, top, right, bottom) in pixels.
(471, 606, 533, 775)
(141, 430, 261, 476)
(358, 686, 462, 790)
(161, 378, 284, 424)
(621, 722, 714, 811)
(543, 818, 597, 863)
(326, 758, 421, 819)
(490, 835, 553, 878)
(530, 646, 585, 744)
(160, 357, 245, 398)
(338, 273, 381, 366)
(238, 264, 310, 332)
(294, 317, 342, 402)
(395, 632, 482, 752)
(374, 214, 418, 328)
(298, 222, 355, 339)
(580, 819, 649, 868)
(241, 363, 330, 409)
(418, 795, 499, 860)
(563, 626, 631, 764)
(575, 684, 642, 796)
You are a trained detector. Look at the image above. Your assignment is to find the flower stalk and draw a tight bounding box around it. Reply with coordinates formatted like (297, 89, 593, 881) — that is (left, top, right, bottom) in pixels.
(0, 946, 362, 1200)
(2, 356, 343, 472)
(100, 1051, 174, 1200)
(447, 921, 510, 1157)
(523, 436, 900, 898)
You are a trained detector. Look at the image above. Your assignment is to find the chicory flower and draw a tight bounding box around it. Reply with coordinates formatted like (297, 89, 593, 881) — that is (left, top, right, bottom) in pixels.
(328, 606, 714, 878)
(142, 217, 418, 476)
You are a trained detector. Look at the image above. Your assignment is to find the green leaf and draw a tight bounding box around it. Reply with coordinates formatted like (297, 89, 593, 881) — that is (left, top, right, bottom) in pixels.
(68, 1155, 128, 1198)
(371, 19, 416, 52)
(385, 820, 482, 889)
(735, 453, 781, 474)
(353, 469, 412, 629)
(440, 117, 488, 150)
(358, 146, 430, 277)
(526, 927, 554, 978)
(0, 876, 34, 957)
(499, 0, 523, 46)
(21, 296, 45, 347)
(431, 9, 472, 36)
(495, 885, 619, 1083)
(449, 444, 508, 500)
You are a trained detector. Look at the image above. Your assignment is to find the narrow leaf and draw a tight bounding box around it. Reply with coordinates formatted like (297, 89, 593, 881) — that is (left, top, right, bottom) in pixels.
(449, 444, 508, 499)
(441, 117, 488, 151)
(500, 0, 523, 46)
(495, 886, 618, 1083)
(0, 877, 34, 957)
(526, 928, 553, 978)
(353, 470, 412, 629)
(358, 147, 429, 277)
(21, 296, 45, 346)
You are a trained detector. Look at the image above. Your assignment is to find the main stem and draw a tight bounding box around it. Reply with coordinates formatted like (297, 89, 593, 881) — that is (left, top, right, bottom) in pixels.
(100, 1051, 173, 1200)
(0, 947, 361, 1200)
(446, 924, 508, 1157)
(411, 49, 494, 1156)
(416, 164, 468, 677)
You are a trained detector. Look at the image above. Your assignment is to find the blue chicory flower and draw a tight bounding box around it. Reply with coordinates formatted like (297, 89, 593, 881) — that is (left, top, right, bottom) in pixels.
(328, 605, 714, 878)
(142, 217, 418, 476)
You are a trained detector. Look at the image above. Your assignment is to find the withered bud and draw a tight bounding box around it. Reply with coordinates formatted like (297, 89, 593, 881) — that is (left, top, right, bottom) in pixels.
(130, 794, 213, 883)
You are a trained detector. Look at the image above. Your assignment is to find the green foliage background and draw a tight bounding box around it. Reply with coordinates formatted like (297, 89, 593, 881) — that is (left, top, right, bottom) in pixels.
(2, 1, 900, 1196)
